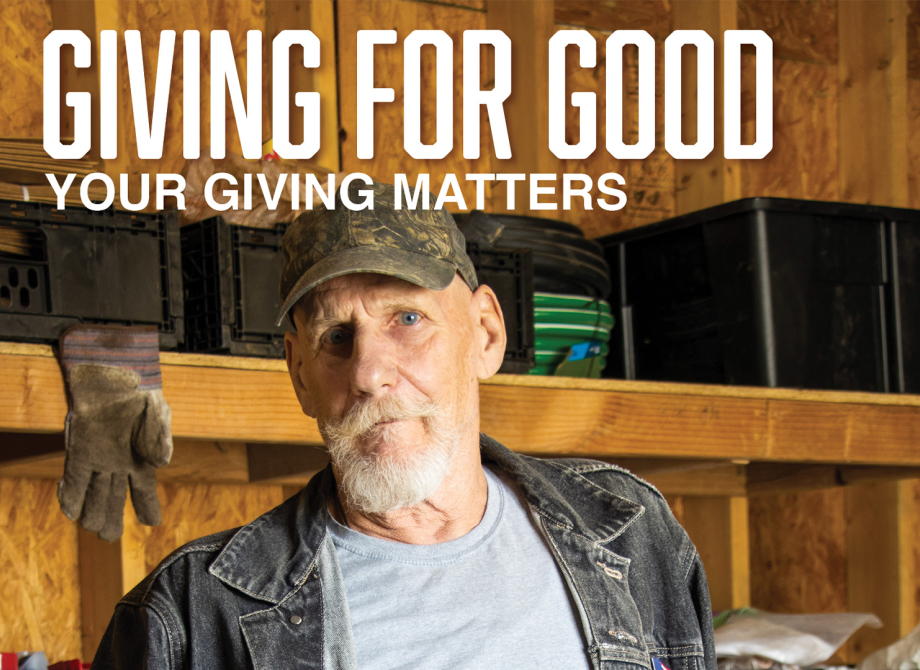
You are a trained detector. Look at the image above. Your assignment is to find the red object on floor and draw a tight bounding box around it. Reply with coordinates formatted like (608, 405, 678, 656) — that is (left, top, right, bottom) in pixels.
(0, 653, 17, 670)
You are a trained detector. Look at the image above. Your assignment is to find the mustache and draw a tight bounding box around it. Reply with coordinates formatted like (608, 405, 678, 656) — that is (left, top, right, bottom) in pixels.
(321, 395, 442, 443)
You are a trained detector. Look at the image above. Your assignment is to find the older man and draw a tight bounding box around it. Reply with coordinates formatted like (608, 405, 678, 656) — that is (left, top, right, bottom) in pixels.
(93, 181, 716, 670)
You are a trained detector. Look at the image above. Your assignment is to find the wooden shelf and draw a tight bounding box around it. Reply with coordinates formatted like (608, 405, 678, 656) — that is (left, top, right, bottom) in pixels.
(3, 342, 920, 481)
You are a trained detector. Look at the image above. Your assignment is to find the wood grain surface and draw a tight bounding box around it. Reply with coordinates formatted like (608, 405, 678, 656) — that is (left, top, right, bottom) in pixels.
(0, 478, 82, 663)
(0, 1, 53, 138)
(738, 0, 837, 65)
(4, 347, 920, 465)
(554, 0, 670, 40)
(837, 0, 909, 207)
(337, 0, 492, 209)
(739, 58, 838, 201)
(749, 489, 848, 615)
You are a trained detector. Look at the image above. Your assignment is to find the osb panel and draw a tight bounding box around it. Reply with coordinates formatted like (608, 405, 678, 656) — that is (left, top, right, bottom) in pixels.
(749, 488, 847, 615)
(554, 0, 670, 41)
(552, 28, 674, 238)
(128, 482, 286, 577)
(338, 0, 491, 210)
(909, 79, 920, 208)
(0, 478, 82, 661)
(112, 1, 269, 205)
(740, 57, 838, 201)
(0, 1, 53, 138)
(909, 1, 920, 80)
(738, 0, 837, 65)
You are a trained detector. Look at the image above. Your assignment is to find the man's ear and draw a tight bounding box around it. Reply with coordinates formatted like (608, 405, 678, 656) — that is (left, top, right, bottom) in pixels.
(470, 285, 507, 379)
(285, 329, 316, 418)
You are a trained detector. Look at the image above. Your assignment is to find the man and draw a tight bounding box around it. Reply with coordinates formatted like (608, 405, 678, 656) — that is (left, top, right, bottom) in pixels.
(94, 181, 716, 670)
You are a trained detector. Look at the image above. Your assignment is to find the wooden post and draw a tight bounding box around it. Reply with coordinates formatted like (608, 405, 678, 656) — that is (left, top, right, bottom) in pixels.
(844, 482, 902, 661)
(671, 0, 740, 214)
(265, 0, 340, 172)
(48, 0, 102, 164)
(837, 0, 908, 207)
(485, 0, 555, 214)
(679, 495, 750, 611)
(844, 478, 920, 662)
(78, 514, 147, 662)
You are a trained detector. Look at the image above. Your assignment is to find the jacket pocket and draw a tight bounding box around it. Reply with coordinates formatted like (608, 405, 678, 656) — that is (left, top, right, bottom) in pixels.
(647, 645, 707, 670)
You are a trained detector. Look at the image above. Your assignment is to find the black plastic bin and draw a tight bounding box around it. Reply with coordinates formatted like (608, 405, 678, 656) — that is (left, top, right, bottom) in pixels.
(467, 242, 535, 375)
(181, 218, 290, 358)
(598, 197, 920, 393)
(180, 217, 536, 371)
(0, 200, 184, 348)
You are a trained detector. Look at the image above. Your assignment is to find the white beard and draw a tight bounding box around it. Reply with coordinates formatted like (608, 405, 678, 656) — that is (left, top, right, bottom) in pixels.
(320, 394, 462, 515)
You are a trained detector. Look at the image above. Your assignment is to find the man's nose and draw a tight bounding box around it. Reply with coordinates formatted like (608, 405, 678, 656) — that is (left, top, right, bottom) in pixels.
(349, 327, 398, 396)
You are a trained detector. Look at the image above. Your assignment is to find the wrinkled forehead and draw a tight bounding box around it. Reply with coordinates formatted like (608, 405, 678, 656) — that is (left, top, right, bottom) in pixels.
(294, 273, 437, 326)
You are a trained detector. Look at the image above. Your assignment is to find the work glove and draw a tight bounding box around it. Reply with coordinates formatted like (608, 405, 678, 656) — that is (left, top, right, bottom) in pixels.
(57, 325, 173, 541)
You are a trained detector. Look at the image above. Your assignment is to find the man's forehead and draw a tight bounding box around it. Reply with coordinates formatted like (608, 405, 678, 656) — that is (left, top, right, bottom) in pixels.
(297, 273, 439, 323)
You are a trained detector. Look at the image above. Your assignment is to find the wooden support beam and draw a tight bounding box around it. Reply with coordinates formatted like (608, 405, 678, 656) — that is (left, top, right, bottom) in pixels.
(246, 442, 329, 484)
(78, 523, 144, 662)
(678, 496, 750, 611)
(671, 0, 740, 214)
(265, 0, 340, 171)
(0, 431, 65, 466)
(486, 0, 555, 214)
(837, 0, 909, 207)
(48, 0, 101, 163)
(4, 346, 920, 465)
(844, 482, 903, 662)
(603, 458, 747, 497)
(749, 463, 920, 495)
(899, 479, 920, 636)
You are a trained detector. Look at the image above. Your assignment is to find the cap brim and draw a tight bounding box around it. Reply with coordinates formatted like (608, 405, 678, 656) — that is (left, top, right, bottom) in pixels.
(276, 246, 458, 326)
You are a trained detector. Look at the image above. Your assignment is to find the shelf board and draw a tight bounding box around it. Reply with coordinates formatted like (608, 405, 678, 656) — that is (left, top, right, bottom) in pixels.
(2, 342, 920, 466)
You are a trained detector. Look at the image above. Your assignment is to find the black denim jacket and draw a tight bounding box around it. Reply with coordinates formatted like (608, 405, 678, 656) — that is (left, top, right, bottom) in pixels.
(93, 435, 717, 670)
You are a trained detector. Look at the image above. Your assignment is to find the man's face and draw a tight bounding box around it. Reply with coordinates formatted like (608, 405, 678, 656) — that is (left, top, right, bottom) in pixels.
(285, 273, 499, 513)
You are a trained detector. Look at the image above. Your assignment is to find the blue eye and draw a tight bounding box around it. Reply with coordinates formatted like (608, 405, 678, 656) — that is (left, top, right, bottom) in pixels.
(399, 312, 421, 326)
(326, 328, 352, 345)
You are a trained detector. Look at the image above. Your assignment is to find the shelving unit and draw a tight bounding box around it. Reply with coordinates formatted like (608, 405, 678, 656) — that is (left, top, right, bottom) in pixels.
(4, 341, 920, 659)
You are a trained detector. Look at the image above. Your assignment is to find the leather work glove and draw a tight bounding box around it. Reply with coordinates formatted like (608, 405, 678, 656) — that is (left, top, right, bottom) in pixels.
(58, 325, 173, 541)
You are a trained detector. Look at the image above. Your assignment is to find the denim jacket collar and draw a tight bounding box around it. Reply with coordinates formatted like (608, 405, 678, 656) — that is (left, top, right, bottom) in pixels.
(207, 465, 336, 604)
(480, 434, 645, 543)
(207, 435, 645, 605)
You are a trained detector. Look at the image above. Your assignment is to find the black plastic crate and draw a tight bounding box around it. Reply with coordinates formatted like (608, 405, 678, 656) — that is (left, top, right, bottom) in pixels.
(0, 200, 183, 348)
(181, 217, 289, 358)
(598, 197, 920, 393)
(467, 243, 535, 374)
(180, 219, 537, 369)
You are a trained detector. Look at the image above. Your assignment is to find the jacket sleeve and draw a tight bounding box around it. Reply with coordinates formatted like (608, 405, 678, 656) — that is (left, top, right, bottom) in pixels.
(91, 601, 177, 670)
(684, 547, 718, 670)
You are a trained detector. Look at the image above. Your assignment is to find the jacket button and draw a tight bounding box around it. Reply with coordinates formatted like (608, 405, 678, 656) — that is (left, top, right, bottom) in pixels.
(290, 615, 303, 625)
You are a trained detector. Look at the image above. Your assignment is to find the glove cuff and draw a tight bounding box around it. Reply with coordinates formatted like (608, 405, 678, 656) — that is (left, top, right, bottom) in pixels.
(60, 325, 162, 391)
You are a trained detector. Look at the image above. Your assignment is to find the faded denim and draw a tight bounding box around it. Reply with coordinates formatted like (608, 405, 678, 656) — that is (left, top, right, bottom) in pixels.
(92, 435, 717, 670)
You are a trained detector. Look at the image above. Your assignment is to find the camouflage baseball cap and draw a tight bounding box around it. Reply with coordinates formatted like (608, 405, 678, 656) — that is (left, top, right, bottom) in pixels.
(276, 180, 479, 325)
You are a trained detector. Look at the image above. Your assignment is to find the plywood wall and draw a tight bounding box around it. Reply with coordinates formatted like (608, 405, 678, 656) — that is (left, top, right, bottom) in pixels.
(0, 475, 286, 663)
(749, 489, 848, 614)
(100, 0, 270, 203)
(0, 478, 82, 662)
(337, 0, 492, 210)
(0, 1, 53, 138)
(127, 482, 286, 577)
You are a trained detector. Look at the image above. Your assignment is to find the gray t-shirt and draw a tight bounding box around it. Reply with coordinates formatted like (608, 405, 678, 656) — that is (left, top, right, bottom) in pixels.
(327, 466, 592, 670)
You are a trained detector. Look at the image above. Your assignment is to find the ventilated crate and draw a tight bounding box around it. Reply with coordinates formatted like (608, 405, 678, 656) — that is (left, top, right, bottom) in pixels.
(0, 200, 183, 348)
(181, 217, 289, 358)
